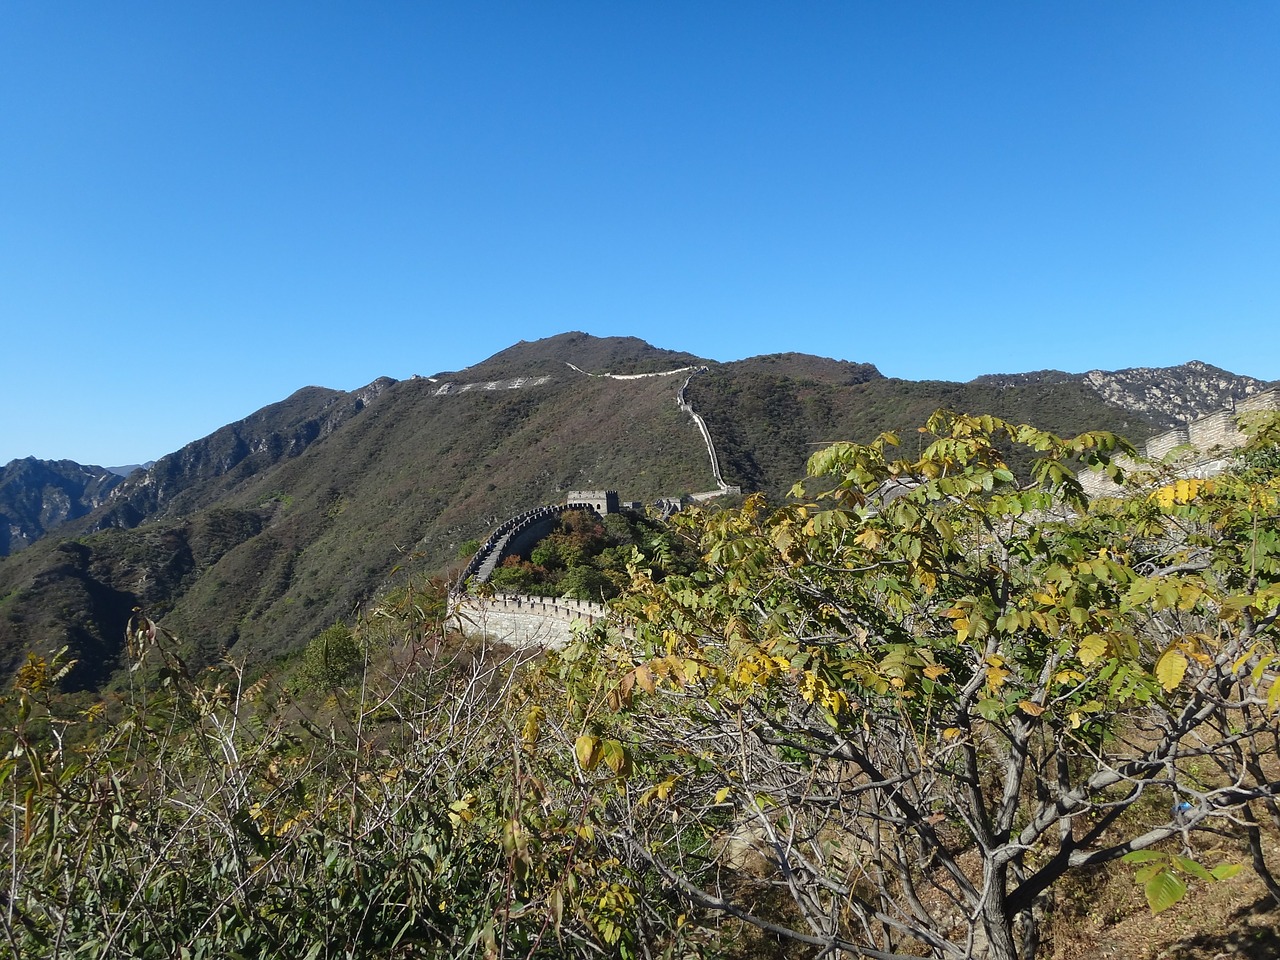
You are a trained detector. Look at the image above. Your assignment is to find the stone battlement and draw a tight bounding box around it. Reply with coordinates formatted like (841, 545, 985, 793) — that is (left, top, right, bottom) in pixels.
(567, 490, 620, 514)
(1078, 386, 1279, 498)
(449, 592, 627, 650)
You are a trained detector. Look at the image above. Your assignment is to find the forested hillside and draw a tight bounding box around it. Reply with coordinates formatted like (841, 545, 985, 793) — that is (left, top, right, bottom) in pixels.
(0, 333, 1266, 691)
(4, 408, 1278, 959)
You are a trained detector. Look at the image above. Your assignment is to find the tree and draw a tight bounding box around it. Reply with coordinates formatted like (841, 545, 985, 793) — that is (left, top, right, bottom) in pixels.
(296, 620, 362, 690)
(562, 411, 1280, 959)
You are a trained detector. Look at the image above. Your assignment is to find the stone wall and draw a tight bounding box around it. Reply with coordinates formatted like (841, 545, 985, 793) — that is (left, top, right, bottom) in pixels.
(567, 490, 619, 514)
(454, 503, 581, 589)
(449, 593, 622, 650)
(1077, 386, 1280, 499)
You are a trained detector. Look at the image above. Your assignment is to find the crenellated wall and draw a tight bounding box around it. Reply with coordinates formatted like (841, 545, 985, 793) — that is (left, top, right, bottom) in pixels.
(454, 503, 584, 591)
(1078, 386, 1279, 499)
(449, 593, 625, 649)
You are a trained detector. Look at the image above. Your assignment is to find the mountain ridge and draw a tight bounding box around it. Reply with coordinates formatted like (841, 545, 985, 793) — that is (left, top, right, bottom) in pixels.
(1, 333, 1272, 689)
(971, 359, 1271, 430)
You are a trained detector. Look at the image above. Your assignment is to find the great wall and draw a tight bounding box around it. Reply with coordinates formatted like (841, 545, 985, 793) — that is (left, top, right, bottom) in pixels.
(448, 362, 737, 649)
(447, 491, 635, 650)
(449, 592, 624, 650)
(446, 361, 1278, 651)
(1078, 385, 1280, 498)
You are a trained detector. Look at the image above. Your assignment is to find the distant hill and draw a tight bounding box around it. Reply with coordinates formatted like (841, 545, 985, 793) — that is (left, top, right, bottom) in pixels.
(442, 331, 705, 380)
(105, 461, 154, 478)
(719, 352, 882, 385)
(0, 458, 124, 556)
(0, 333, 1267, 689)
(971, 360, 1271, 430)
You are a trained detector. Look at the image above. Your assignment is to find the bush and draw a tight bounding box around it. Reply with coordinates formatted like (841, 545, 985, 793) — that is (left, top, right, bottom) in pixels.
(296, 621, 361, 690)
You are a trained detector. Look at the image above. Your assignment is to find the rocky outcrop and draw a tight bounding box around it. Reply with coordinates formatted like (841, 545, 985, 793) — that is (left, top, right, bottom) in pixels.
(975, 361, 1271, 431)
(1078, 386, 1280, 499)
(0, 458, 124, 556)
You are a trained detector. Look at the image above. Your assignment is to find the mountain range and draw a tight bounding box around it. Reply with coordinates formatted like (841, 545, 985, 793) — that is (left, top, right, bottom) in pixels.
(0, 333, 1272, 689)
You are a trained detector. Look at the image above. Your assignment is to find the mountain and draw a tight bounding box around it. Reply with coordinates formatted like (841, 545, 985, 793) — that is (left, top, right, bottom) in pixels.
(0, 334, 1267, 689)
(0, 458, 125, 556)
(971, 360, 1270, 430)
(454, 331, 705, 379)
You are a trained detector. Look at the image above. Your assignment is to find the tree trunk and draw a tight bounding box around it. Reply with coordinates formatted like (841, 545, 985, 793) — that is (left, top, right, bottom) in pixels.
(979, 864, 1022, 960)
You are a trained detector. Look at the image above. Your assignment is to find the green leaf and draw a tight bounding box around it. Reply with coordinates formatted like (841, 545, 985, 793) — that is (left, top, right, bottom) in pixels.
(1172, 855, 1213, 882)
(976, 698, 1004, 721)
(1144, 869, 1187, 914)
(1135, 863, 1165, 884)
(1122, 850, 1166, 864)
(1210, 863, 1243, 881)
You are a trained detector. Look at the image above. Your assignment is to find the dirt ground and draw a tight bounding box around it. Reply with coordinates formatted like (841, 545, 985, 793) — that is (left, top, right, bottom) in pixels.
(1048, 832, 1279, 960)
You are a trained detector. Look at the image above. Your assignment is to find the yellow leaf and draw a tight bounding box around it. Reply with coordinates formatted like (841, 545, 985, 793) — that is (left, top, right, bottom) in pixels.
(942, 727, 962, 739)
(1018, 700, 1045, 716)
(986, 664, 1011, 690)
(521, 706, 544, 745)
(575, 735, 601, 771)
(713, 786, 732, 804)
(855, 528, 883, 550)
(1078, 634, 1108, 666)
(634, 664, 656, 694)
(448, 794, 475, 828)
(923, 664, 948, 680)
(1155, 649, 1188, 692)
(601, 739, 630, 776)
(1267, 679, 1280, 713)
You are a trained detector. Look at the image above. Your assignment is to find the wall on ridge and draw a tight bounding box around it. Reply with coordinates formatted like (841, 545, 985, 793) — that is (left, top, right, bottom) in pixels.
(449, 593, 622, 650)
(1078, 386, 1280, 499)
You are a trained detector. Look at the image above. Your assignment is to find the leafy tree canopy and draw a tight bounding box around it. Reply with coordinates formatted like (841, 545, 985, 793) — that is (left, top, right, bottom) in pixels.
(551, 410, 1280, 960)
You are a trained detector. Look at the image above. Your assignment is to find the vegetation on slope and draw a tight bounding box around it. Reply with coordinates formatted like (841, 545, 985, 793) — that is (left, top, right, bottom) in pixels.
(0, 334, 1214, 693)
(488, 508, 693, 602)
(4, 410, 1279, 959)
(0, 367, 714, 686)
(692, 368, 1156, 497)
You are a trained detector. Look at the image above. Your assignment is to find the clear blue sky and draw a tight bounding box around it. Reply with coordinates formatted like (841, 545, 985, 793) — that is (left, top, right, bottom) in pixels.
(3, 2, 1277, 466)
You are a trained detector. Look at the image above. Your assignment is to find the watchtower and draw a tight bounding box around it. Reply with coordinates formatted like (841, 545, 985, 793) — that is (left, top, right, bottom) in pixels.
(566, 490, 619, 515)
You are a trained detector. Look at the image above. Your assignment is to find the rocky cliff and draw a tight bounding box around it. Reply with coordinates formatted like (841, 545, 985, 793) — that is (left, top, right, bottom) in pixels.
(0, 458, 124, 556)
(973, 360, 1271, 430)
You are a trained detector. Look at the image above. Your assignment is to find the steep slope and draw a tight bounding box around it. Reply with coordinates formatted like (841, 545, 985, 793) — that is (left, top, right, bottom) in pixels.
(0, 355, 716, 685)
(90, 381, 394, 530)
(0, 458, 125, 556)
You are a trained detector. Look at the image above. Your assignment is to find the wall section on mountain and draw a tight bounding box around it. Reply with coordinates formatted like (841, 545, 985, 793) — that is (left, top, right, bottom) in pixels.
(0, 367, 718, 680)
(690, 368, 1157, 497)
(1, 334, 1265, 691)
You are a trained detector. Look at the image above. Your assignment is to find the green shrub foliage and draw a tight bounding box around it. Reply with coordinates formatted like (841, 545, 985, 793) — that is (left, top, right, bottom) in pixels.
(6, 411, 1280, 960)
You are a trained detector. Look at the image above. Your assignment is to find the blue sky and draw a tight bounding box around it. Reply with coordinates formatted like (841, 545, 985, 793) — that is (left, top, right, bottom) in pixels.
(3, 3, 1277, 466)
